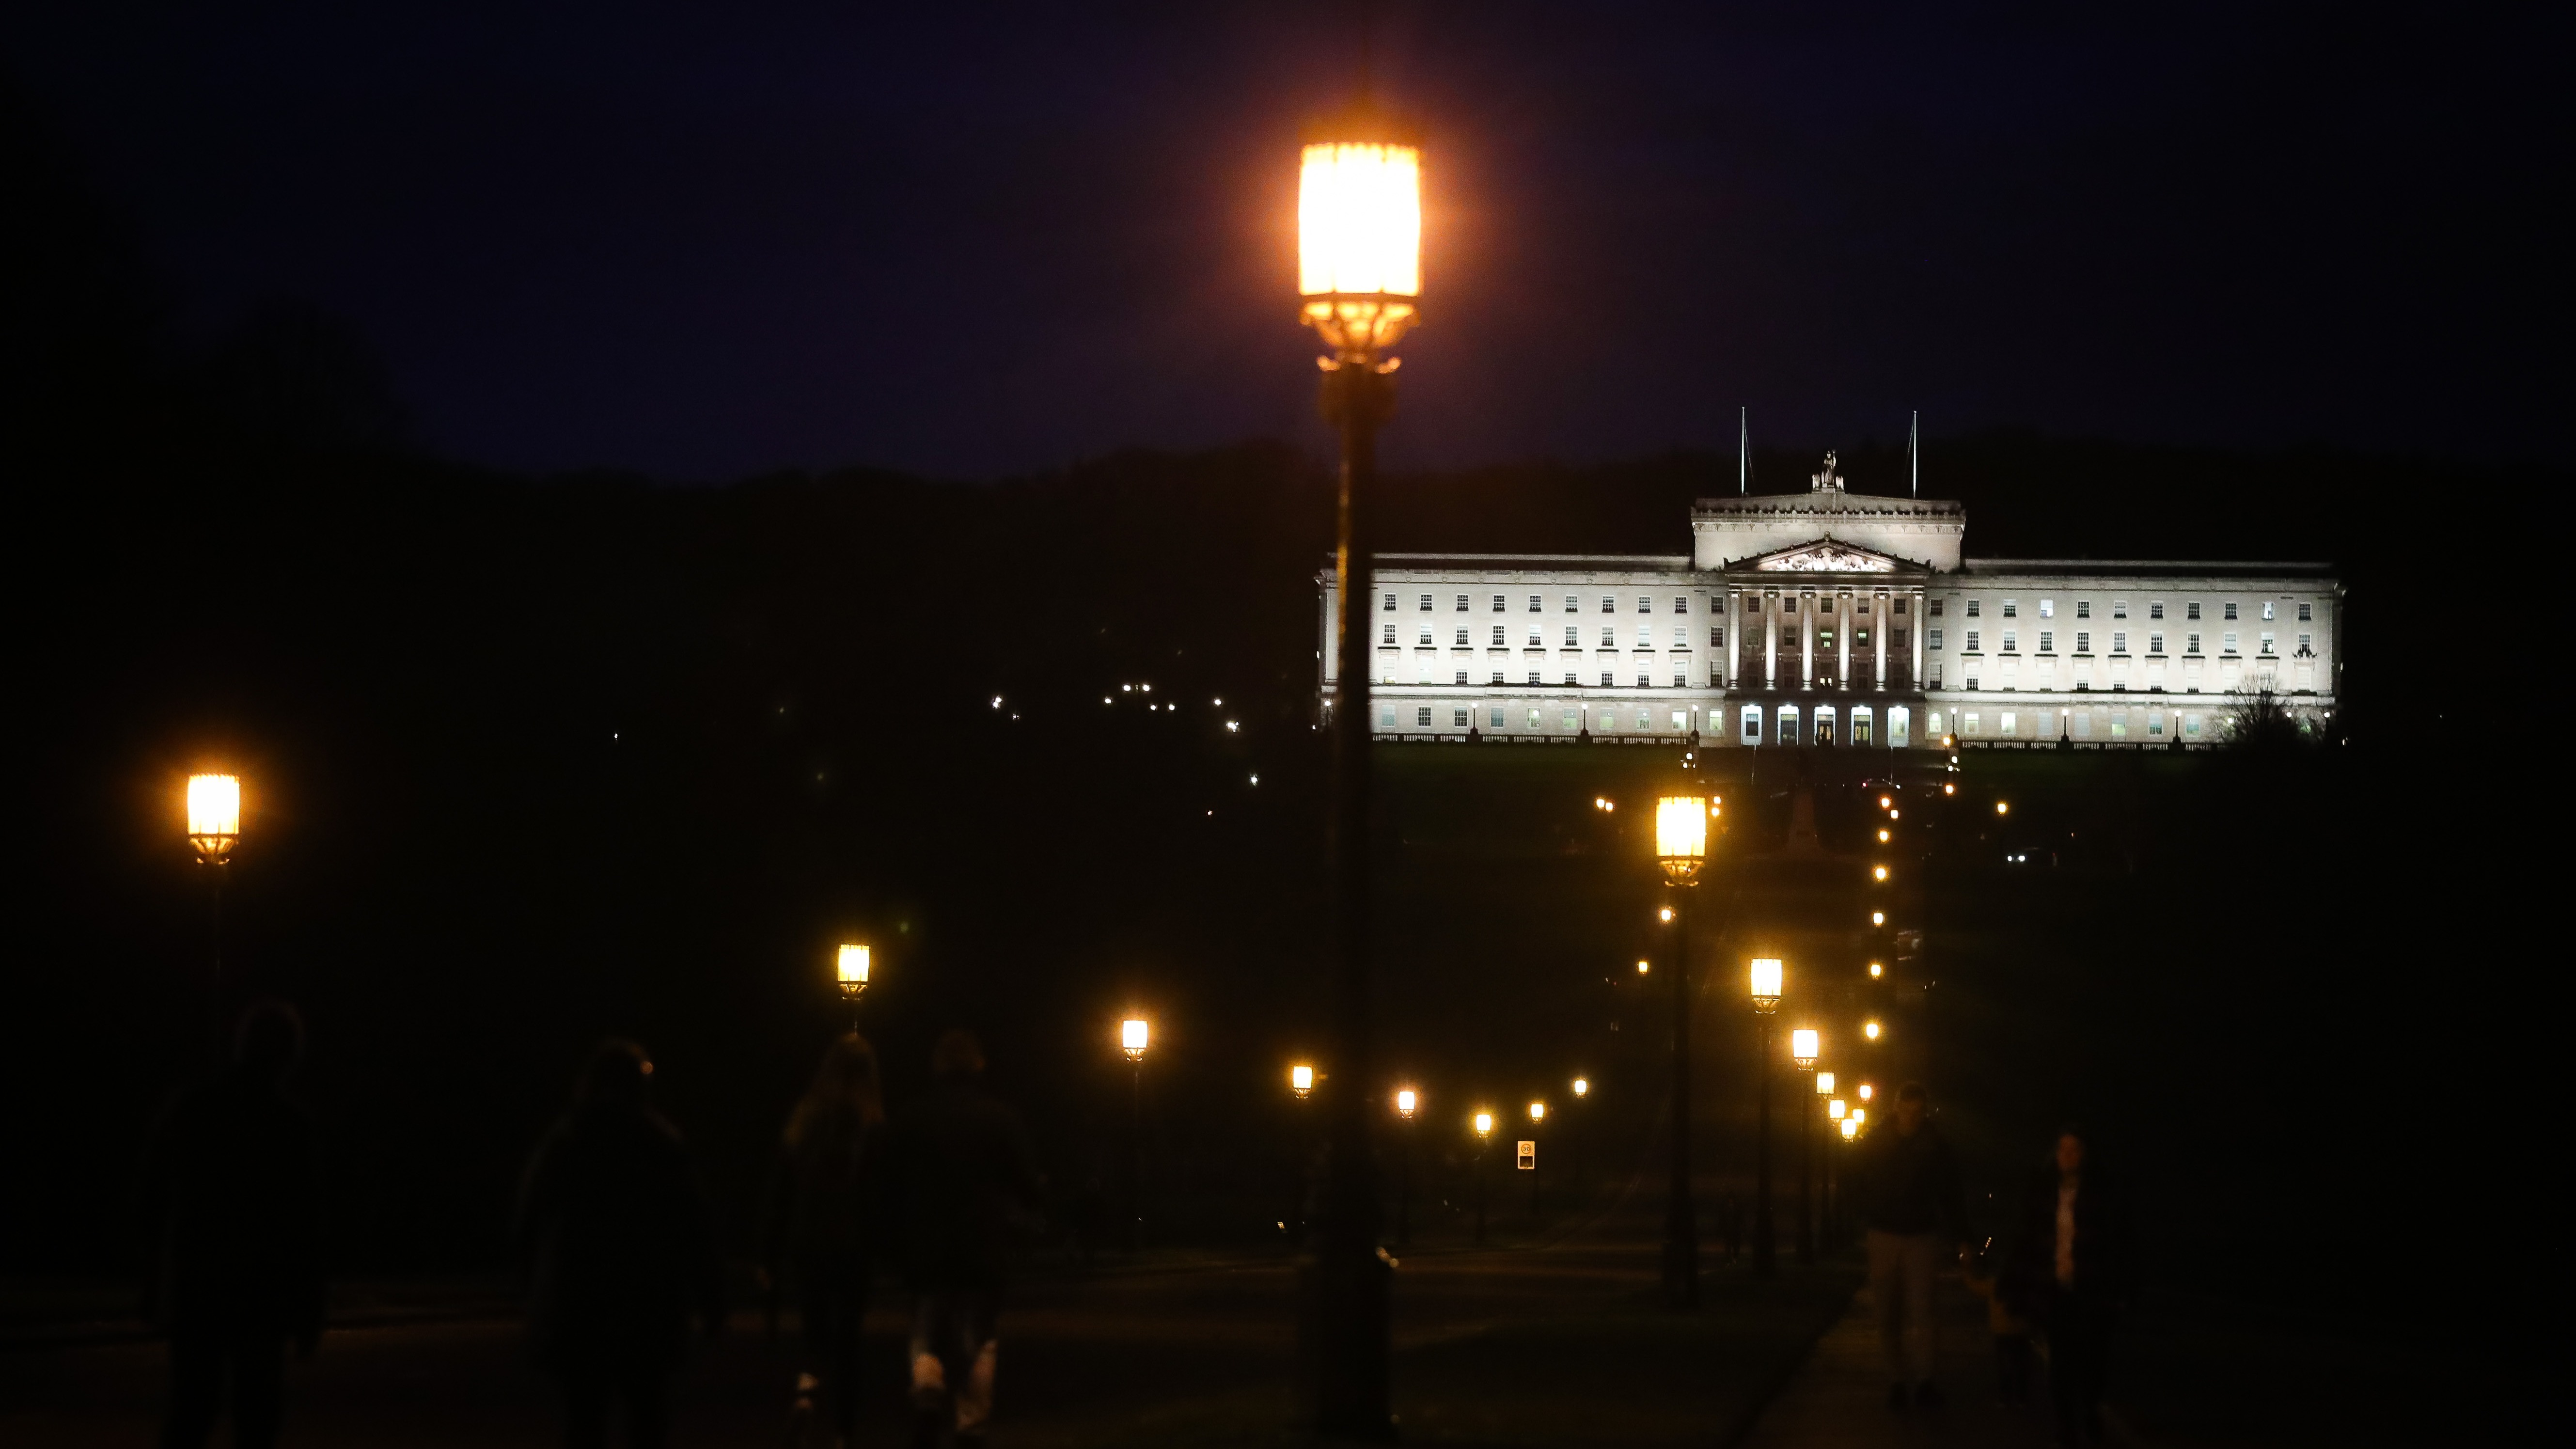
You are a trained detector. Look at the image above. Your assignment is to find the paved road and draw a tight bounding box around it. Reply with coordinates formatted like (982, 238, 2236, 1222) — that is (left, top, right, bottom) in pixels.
(2, 1244, 1858, 1448)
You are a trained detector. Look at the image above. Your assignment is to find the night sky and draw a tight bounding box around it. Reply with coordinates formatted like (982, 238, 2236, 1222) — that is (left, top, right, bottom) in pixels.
(6, 2, 2560, 480)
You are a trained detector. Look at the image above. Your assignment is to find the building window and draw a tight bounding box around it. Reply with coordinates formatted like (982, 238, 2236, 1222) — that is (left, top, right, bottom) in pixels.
(2185, 714, 2202, 739)
(2260, 632, 2276, 655)
(1453, 707, 1470, 727)
(1857, 599, 1871, 616)
(2114, 601, 2128, 619)
(1673, 596, 1689, 614)
(1528, 627, 1542, 646)
(1565, 626, 1579, 646)
(1637, 673, 1651, 688)
(1930, 629, 1945, 650)
(2221, 632, 2237, 654)
(1820, 596, 1836, 614)
(1455, 627, 1470, 646)
(1855, 628, 1871, 650)
(1930, 666, 1943, 688)
(1492, 595, 1507, 613)
(1455, 595, 1470, 613)
(1963, 711, 1980, 736)
(1382, 593, 1397, 612)
(1380, 707, 1396, 727)
(2073, 631, 2088, 653)
(1492, 625, 1506, 646)
(2186, 634, 2202, 654)
(1636, 625, 1652, 647)
(1893, 628, 1909, 650)
(2150, 602, 2165, 619)
(1818, 628, 1838, 652)
(1895, 597, 1909, 614)
(1673, 670, 1688, 688)
(1741, 706, 1761, 743)
(1564, 673, 1577, 686)
(1965, 599, 1980, 617)
(2186, 602, 2202, 620)
(1529, 595, 1543, 613)
(1382, 623, 1396, 644)
(2003, 600, 2018, 617)
(2038, 631, 2054, 653)
(1600, 627, 1616, 646)
(1999, 711, 2017, 737)
(2039, 599, 2054, 618)
(2110, 713, 2127, 739)
(1602, 597, 1617, 614)
(1711, 626, 1726, 648)
(2002, 631, 2018, 652)
(1417, 707, 1432, 726)
(1454, 670, 1469, 685)
(1490, 671, 1504, 684)
(1418, 626, 1433, 645)
(1601, 672, 1616, 687)
(1928, 598, 1942, 616)
(1419, 595, 1433, 612)
(2149, 633, 2164, 654)
(1528, 709, 1543, 729)
(2297, 602, 2312, 621)
(1636, 596, 1652, 613)
(1566, 596, 1580, 613)
(1527, 671, 1540, 685)
(1963, 630, 1979, 651)
(2297, 633, 2313, 654)
(1492, 707, 1506, 728)
(1964, 674, 1979, 690)
(2259, 601, 2274, 620)
(2112, 631, 2127, 654)
(2148, 713, 2165, 737)
(2076, 601, 2091, 619)
(2223, 601, 2238, 620)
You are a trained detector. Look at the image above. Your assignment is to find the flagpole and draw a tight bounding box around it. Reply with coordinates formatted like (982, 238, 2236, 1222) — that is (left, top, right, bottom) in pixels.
(1909, 410, 1918, 498)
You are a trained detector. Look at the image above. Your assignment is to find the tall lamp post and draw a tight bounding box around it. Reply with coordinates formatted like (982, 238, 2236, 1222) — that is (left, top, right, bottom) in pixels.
(1471, 1111, 1493, 1246)
(1123, 1019, 1150, 1251)
(1298, 103, 1420, 1438)
(1791, 1029, 1820, 1265)
(1654, 788, 1712, 1307)
(835, 944, 870, 1030)
(1570, 1076, 1590, 1194)
(1825, 1095, 1848, 1244)
(186, 774, 241, 989)
(1526, 1101, 1547, 1218)
(1749, 957, 1783, 1275)
(1393, 1088, 1418, 1248)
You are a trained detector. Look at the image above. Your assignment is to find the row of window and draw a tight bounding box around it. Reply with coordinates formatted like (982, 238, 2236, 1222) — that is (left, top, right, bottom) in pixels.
(1383, 704, 1709, 733)
(1925, 708, 2197, 741)
(1933, 629, 2314, 656)
(1937, 598, 2315, 623)
(1381, 592, 1920, 616)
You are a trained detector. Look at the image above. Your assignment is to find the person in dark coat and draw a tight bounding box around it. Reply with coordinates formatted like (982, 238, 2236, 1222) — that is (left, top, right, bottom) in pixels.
(2005, 1127, 2134, 1449)
(142, 1001, 325, 1449)
(515, 1040, 723, 1449)
(761, 1033, 887, 1448)
(885, 1030, 1043, 1449)
(1851, 1081, 1969, 1410)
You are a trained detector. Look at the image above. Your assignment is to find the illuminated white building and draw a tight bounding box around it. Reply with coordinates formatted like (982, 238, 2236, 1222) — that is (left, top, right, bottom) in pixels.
(1318, 455, 2340, 749)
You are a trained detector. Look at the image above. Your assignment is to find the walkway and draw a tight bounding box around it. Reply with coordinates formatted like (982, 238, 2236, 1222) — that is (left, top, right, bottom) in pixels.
(1736, 1266, 2058, 1449)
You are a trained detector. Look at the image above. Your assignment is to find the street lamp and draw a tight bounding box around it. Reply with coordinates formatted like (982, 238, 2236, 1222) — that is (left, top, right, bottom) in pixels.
(1394, 1087, 1418, 1248)
(1571, 1077, 1588, 1098)
(1655, 785, 1710, 1307)
(1291, 1063, 1316, 1099)
(1122, 1018, 1149, 1061)
(186, 774, 241, 988)
(1528, 1101, 1546, 1124)
(1816, 1071, 1835, 1096)
(1864, 1020, 1882, 1041)
(1122, 1019, 1151, 1250)
(1790, 1030, 1819, 1265)
(1299, 98, 1420, 1437)
(1747, 958, 1783, 1275)
(1858, 1083, 1875, 1102)
(1472, 1110, 1493, 1246)
(1869, 961, 1884, 979)
(1841, 1115, 1860, 1140)
(836, 944, 871, 1026)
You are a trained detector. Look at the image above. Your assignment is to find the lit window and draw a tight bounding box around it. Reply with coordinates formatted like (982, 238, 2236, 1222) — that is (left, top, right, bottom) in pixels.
(1563, 709, 1578, 730)
(2000, 711, 2017, 736)
(2260, 601, 2274, 620)
(1379, 707, 1396, 727)
(2039, 599, 2053, 618)
(2185, 714, 2202, 738)
(2076, 601, 2091, 619)
(1492, 707, 1506, 727)
(2148, 713, 2165, 736)
(1964, 711, 1980, 735)
(1528, 709, 1542, 728)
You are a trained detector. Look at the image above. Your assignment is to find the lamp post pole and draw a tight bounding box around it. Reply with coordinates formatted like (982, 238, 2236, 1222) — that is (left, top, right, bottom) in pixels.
(1298, 115, 1417, 1440)
(1123, 1020, 1149, 1253)
(185, 775, 241, 996)
(1749, 959, 1782, 1277)
(1791, 1030, 1819, 1266)
(1472, 1113, 1492, 1247)
(1654, 790, 1712, 1308)
(1395, 1091, 1417, 1249)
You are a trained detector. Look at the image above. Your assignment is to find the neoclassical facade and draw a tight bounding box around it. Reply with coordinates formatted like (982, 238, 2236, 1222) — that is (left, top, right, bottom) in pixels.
(1318, 457, 2340, 749)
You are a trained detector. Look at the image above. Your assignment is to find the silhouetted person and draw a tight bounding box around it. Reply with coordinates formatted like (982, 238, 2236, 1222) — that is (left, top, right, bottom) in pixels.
(886, 1030, 1043, 1449)
(2007, 1128, 2133, 1448)
(515, 1041, 723, 1449)
(142, 1001, 323, 1449)
(1853, 1081, 1967, 1410)
(762, 1033, 887, 1448)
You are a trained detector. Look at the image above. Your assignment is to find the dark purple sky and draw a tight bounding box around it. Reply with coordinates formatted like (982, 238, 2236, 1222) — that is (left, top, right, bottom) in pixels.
(8, 2, 2560, 480)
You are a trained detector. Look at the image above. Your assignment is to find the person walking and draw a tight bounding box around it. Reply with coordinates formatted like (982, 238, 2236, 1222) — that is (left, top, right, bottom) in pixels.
(885, 1030, 1044, 1449)
(2007, 1127, 2132, 1448)
(762, 1033, 888, 1448)
(1852, 1080, 1968, 1410)
(515, 1041, 723, 1449)
(142, 1001, 325, 1449)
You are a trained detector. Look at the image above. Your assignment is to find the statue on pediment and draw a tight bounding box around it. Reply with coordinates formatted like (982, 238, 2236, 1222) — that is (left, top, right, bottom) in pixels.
(1810, 451, 1844, 492)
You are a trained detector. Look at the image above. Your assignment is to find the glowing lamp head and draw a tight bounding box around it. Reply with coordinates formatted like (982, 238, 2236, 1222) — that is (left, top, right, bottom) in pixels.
(836, 944, 871, 1002)
(1658, 906, 1674, 923)
(1841, 1115, 1860, 1140)
(1945, 783, 1956, 796)
(1572, 1077, 1589, 1097)
(1996, 801, 2011, 815)
(1298, 117, 1421, 355)
(1852, 1107, 1867, 1126)
(1473, 1111, 1493, 1137)
(1528, 1101, 1545, 1123)
(186, 774, 241, 861)
(1873, 865, 1889, 882)
(1871, 911, 1886, 927)
(1749, 958, 1783, 1014)
(1816, 1071, 1836, 1095)
(1869, 961, 1884, 978)
(1637, 959, 1650, 975)
(1290, 1063, 1315, 1098)
(1396, 1088, 1417, 1118)
(1864, 1020, 1882, 1041)
(1654, 793, 1710, 878)
(1879, 796, 1892, 809)
(1829, 1097, 1848, 1120)
(1858, 1083, 1875, 1102)
(1121, 1018, 1148, 1061)
(1791, 1028, 1820, 1068)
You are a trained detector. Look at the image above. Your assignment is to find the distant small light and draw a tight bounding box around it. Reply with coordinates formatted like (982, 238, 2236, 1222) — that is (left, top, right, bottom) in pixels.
(1249, 773, 1259, 785)
(1141, 683, 1152, 693)
(1873, 865, 1889, 882)
(1878, 829, 1890, 842)
(1658, 906, 1674, 923)
(1869, 962, 1884, 978)
(991, 696, 1003, 708)
(1213, 697, 1223, 706)
(1124, 684, 1132, 692)
(1864, 1020, 1882, 1040)
(1870, 911, 1885, 926)
(1636, 960, 1649, 974)
(1944, 783, 1956, 795)
(1103, 697, 1112, 705)
(1888, 809, 1898, 819)
(1879, 796, 1891, 808)
(1996, 801, 2010, 815)
(1226, 721, 1241, 732)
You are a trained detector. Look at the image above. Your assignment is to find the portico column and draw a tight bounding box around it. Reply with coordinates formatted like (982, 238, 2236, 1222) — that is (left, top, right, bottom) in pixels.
(1837, 590, 1852, 690)
(1912, 589, 1926, 689)
(1723, 589, 1737, 690)
(1801, 592, 1814, 689)
(1765, 592, 1778, 688)
(1874, 590, 1888, 692)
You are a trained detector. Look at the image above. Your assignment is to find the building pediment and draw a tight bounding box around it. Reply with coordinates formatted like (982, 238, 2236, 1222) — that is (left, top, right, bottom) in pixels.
(1739, 538, 1915, 573)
